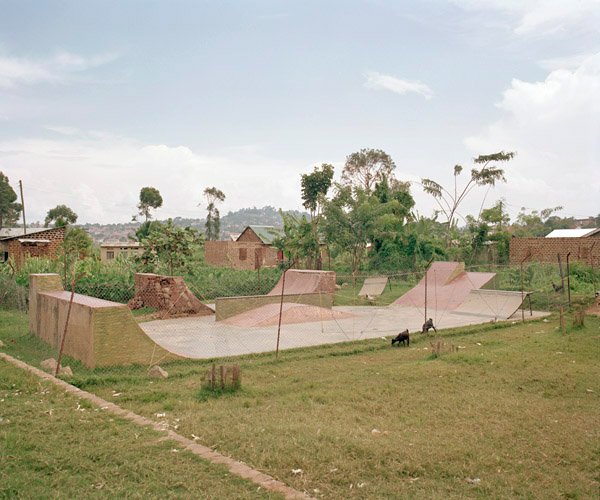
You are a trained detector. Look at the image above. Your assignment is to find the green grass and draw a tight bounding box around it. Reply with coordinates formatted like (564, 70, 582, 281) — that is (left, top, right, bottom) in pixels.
(0, 361, 281, 499)
(2, 309, 599, 498)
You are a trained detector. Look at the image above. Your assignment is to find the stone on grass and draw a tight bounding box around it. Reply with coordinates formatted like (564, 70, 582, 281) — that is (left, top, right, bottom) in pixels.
(40, 358, 73, 377)
(149, 365, 168, 379)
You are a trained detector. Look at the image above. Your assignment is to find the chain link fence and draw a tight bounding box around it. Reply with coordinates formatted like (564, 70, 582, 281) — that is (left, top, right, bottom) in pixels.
(0, 259, 598, 383)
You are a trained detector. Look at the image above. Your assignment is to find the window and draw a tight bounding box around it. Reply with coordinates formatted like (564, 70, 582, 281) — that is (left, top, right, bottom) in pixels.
(239, 248, 247, 261)
(106, 251, 115, 260)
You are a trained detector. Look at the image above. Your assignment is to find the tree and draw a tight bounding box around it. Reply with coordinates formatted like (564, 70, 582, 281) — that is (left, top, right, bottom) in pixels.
(62, 227, 94, 258)
(421, 151, 514, 244)
(481, 199, 510, 231)
(513, 206, 564, 237)
(0, 172, 22, 229)
(44, 204, 78, 227)
(274, 212, 320, 268)
(341, 148, 396, 194)
(202, 187, 226, 241)
(140, 219, 202, 275)
(301, 163, 334, 219)
(137, 187, 163, 222)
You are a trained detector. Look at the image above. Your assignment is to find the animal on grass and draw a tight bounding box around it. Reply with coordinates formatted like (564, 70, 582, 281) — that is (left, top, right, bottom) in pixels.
(552, 282, 564, 292)
(391, 329, 410, 347)
(422, 318, 437, 334)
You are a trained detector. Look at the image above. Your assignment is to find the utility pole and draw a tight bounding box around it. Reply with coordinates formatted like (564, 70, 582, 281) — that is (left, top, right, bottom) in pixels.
(19, 180, 27, 235)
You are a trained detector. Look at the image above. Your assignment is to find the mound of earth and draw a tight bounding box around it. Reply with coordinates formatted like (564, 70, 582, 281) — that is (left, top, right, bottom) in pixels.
(222, 303, 354, 327)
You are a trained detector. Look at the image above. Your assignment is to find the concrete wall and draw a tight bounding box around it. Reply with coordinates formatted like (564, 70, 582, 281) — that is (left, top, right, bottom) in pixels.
(204, 241, 280, 270)
(215, 292, 333, 321)
(29, 273, 180, 368)
(509, 237, 600, 266)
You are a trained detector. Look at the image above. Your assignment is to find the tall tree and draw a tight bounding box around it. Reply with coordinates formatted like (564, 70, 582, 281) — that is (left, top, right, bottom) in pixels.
(44, 204, 78, 227)
(203, 187, 225, 241)
(0, 172, 22, 229)
(341, 148, 396, 194)
(421, 151, 514, 244)
(137, 187, 163, 222)
(301, 163, 334, 219)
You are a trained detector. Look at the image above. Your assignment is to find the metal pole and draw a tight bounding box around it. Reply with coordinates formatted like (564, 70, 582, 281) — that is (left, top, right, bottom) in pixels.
(56, 278, 76, 376)
(424, 266, 428, 324)
(520, 260, 525, 323)
(18, 180, 26, 235)
(275, 267, 288, 358)
(566, 252, 571, 308)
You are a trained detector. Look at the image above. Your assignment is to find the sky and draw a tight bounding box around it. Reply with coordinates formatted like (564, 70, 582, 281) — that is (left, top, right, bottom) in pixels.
(0, 0, 599, 225)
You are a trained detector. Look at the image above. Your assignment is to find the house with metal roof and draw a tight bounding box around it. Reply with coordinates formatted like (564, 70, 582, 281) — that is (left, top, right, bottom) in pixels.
(236, 225, 284, 245)
(0, 226, 66, 267)
(545, 228, 600, 238)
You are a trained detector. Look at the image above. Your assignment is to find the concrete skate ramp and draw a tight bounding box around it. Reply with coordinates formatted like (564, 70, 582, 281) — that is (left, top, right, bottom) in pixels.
(454, 289, 530, 320)
(223, 303, 354, 327)
(268, 269, 336, 296)
(358, 277, 388, 298)
(215, 292, 333, 321)
(29, 274, 181, 368)
(393, 262, 495, 311)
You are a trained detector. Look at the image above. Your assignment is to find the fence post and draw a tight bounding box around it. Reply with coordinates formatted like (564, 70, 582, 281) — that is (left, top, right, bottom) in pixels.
(275, 267, 288, 358)
(566, 252, 571, 308)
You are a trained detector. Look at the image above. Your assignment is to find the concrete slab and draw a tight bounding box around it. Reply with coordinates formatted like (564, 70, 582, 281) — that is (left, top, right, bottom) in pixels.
(358, 276, 388, 297)
(139, 305, 549, 359)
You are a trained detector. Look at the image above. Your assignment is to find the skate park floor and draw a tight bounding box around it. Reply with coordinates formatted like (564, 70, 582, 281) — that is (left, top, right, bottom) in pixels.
(139, 306, 550, 359)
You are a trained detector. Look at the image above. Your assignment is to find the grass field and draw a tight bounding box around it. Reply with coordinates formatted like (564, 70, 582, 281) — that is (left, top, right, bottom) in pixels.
(1, 308, 598, 498)
(0, 360, 281, 499)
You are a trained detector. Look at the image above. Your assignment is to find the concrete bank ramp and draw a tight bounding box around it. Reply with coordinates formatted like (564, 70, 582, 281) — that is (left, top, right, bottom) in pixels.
(393, 262, 495, 311)
(29, 274, 181, 368)
(453, 289, 530, 320)
(358, 276, 388, 298)
(222, 303, 354, 327)
(268, 269, 336, 296)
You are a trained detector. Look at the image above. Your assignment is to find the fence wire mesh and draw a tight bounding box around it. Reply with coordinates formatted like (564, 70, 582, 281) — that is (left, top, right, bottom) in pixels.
(0, 259, 598, 382)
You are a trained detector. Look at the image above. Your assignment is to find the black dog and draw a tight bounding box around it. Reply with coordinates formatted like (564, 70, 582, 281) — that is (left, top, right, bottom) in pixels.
(422, 318, 437, 334)
(392, 329, 410, 347)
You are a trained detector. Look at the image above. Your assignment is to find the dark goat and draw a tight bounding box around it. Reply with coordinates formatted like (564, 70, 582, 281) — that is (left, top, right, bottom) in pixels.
(552, 282, 564, 292)
(421, 318, 437, 334)
(392, 329, 410, 347)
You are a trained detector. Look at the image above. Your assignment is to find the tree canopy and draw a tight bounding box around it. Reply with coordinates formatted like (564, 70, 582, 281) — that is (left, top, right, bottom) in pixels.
(341, 148, 396, 194)
(137, 187, 163, 222)
(301, 163, 334, 218)
(0, 172, 22, 229)
(44, 204, 78, 228)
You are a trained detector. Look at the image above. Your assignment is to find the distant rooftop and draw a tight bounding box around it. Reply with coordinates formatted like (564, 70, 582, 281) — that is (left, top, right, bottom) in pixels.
(545, 228, 600, 238)
(0, 227, 55, 240)
(240, 225, 283, 245)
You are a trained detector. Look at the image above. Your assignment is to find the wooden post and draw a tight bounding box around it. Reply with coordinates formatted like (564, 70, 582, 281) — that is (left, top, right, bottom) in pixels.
(18, 180, 26, 235)
(275, 267, 288, 358)
(424, 266, 428, 325)
(559, 307, 566, 334)
(557, 254, 565, 292)
(520, 261, 525, 323)
(55, 279, 76, 376)
(566, 252, 571, 308)
(528, 294, 533, 316)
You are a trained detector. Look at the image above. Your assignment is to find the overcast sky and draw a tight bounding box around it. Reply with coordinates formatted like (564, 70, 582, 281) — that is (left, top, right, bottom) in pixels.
(1, 0, 598, 225)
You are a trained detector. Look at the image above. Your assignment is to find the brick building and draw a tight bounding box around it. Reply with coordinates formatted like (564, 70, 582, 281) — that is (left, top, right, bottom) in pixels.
(204, 225, 283, 270)
(509, 229, 600, 266)
(0, 227, 66, 268)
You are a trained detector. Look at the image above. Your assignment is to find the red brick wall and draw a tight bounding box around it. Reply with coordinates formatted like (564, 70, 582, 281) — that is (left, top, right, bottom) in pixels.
(7, 227, 66, 268)
(205, 241, 279, 270)
(509, 237, 600, 266)
(236, 228, 262, 243)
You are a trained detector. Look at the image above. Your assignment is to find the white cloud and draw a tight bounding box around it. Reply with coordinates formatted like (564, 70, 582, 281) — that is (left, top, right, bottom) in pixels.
(0, 133, 306, 224)
(364, 71, 433, 100)
(0, 50, 119, 89)
(464, 52, 600, 217)
(451, 0, 600, 36)
(538, 52, 597, 71)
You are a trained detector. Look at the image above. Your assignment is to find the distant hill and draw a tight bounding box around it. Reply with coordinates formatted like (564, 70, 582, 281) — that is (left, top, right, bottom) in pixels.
(79, 206, 308, 244)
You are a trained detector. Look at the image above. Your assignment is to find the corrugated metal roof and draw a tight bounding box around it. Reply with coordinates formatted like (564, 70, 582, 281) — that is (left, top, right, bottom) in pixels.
(241, 225, 283, 245)
(0, 227, 53, 240)
(545, 228, 600, 238)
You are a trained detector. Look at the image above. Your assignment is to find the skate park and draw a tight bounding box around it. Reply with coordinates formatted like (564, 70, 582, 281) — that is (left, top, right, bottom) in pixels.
(28, 262, 546, 367)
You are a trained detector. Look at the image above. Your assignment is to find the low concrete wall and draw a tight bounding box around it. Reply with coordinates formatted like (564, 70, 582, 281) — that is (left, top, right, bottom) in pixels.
(29, 273, 181, 368)
(215, 292, 333, 321)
